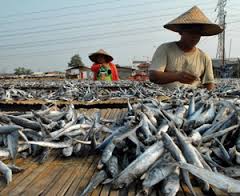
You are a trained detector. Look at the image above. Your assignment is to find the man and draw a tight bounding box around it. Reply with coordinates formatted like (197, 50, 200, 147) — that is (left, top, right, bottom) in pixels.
(149, 6, 223, 90)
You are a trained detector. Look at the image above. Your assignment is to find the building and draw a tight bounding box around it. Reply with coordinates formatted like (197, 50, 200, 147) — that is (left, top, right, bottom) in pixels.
(116, 64, 135, 80)
(32, 72, 44, 76)
(66, 66, 92, 79)
(128, 72, 149, 81)
(137, 62, 150, 74)
(44, 71, 65, 78)
(212, 58, 240, 78)
(130, 61, 151, 81)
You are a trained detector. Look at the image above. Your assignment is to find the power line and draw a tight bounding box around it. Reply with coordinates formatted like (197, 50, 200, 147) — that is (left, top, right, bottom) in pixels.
(1, 15, 237, 50)
(0, 0, 119, 19)
(0, 8, 232, 53)
(0, 0, 216, 20)
(0, 23, 223, 62)
(0, 24, 221, 61)
(0, 13, 187, 38)
(0, 4, 220, 43)
(0, 1, 217, 26)
(229, 7, 240, 11)
(0, 0, 171, 25)
(0, 1, 224, 61)
(228, 19, 240, 24)
(226, 28, 240, 33)
(6, 16, 238, 53)
(0, 36, 159, 62)
(0, 9, 216, 40)
(0, 6, 216, 35)
(0, 8, 217, 41)
(0, 34, 218, 64)
(2, 0, 219, 20)
(0, 14, 234, 53)
(0, 25, 165, 50)
(0, 6, 218, 42)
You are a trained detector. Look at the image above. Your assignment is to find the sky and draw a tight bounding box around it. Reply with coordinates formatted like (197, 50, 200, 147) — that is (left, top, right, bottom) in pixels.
(0, 0, 239, 73)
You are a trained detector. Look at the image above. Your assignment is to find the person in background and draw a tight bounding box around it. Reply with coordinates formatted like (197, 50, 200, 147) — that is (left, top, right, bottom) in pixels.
(149, 6, 223, 90)
(89, 49, 119, 81)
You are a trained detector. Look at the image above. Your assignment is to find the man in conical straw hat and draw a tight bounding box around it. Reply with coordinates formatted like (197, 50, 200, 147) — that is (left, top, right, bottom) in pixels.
(89, 49, 119, 81)
(149, 6, 223, 90)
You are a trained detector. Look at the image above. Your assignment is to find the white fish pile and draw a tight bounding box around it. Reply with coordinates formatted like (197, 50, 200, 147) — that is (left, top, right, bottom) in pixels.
(81, 88, 240, 195)
(0, 79, 239, 102)
(0, 80, 166, 101)
(0, 85, 239, 196)
(0, 104, 115, 184)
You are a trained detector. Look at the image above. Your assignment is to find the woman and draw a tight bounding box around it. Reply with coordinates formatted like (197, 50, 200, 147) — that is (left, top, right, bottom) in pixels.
(89, 49, 119, 81)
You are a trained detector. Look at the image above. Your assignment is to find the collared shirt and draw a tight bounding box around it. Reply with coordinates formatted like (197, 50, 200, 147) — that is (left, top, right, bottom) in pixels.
(149, 42, 215, 89)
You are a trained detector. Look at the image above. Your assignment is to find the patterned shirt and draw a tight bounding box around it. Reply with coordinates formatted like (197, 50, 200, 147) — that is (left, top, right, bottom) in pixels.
(97, 65, 112, 81)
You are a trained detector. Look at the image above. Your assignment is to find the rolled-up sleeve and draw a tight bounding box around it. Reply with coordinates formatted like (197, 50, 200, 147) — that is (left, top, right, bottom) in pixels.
(202, 55, 215, 84)
(149, 44, 167, 72)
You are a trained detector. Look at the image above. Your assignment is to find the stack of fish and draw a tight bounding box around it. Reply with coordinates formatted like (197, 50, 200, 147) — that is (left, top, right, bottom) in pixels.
(0, 87, 239, 195)
(0, 80, 167, 101)
(81, 90, 240, 195)
(0, 79, 156, 89)
(0, 104, 115, 184)
(0, 79, 239, 102)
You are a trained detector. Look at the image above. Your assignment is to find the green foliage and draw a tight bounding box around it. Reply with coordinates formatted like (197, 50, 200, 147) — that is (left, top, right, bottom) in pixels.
(14, 67, 33, 75)
(68, 54, 84, 67)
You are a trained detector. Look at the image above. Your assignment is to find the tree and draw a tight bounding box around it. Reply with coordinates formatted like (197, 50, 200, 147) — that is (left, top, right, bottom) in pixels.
(14, 67, 33, 75)
(68, 54, 84, 67)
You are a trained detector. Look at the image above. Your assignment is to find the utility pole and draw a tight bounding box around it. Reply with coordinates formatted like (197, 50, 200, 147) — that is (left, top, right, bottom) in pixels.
(228, 38, 232, 59)
(222, 14, 226, 66)
(215, 0, 227, 67)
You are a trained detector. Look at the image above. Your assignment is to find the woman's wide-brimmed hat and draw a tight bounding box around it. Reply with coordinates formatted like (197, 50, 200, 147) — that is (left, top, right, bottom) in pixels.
(89, 49, 113, 63)
(164, 6, 223, 36)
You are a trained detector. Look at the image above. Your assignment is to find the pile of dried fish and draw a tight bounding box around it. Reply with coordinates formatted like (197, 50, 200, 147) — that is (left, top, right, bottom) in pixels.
(0, 79, 240, 102)
(0, 80, 167, 101)
(0, 104, 116, 184)
(0, 79, 154, 89)
(0, 86, 240, 195)
(80, 89, 240, 195)
(214, 79, 240, 97)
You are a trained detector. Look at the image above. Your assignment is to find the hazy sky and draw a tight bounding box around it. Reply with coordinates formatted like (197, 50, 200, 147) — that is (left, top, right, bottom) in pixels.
(0, 0, 239, 73)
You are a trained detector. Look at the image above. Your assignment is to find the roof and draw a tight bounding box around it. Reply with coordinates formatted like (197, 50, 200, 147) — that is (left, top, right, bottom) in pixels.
(133, 71, 148, 76)
(33, 72, 44, 75)
(66, 66, 90, 71)
(137, 63, 150, 69)
(116, 64, 136, 70)
(133, 60, 152, 64)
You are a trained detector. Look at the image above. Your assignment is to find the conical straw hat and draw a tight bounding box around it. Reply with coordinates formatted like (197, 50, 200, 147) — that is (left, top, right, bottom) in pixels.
(164, 6, 223, 36)
(89, 49, 113, 63)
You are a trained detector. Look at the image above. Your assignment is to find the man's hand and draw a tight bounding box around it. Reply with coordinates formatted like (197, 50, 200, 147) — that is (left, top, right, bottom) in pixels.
(203, 83, 215, 90)
(176, 72, 198, 84)
(149, 70, 198, 85)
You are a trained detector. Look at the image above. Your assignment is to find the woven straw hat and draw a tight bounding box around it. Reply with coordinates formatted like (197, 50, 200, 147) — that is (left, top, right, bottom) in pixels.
(89, 49, 113, 63)
(164, 6, 223, 36)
